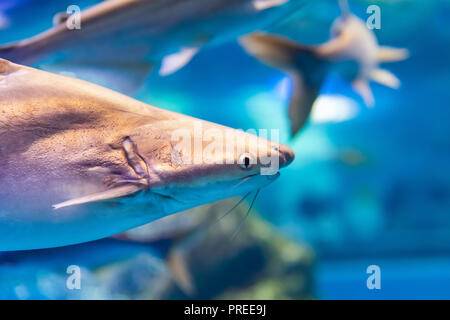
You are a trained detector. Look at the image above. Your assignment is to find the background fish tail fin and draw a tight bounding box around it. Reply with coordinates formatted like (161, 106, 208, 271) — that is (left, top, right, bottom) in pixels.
(288, 72, 320, 136)
(240, 32, 310, 70)
(338, 0, 351, 19)
(240, 32, 328, 136)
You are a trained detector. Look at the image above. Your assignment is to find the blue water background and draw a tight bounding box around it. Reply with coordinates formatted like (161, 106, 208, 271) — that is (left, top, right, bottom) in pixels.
(1, 0, 449, 299)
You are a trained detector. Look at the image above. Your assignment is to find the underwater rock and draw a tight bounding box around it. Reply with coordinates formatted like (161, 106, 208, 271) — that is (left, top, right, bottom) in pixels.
(130, 198, 316, 300)
(0, 239, 171, 299)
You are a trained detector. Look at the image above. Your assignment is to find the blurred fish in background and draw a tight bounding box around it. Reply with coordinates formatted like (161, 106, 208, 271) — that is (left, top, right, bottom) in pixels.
(0, 0, 449, 300)
(240, 0, 408, 135)
(0, 0, 306, 93)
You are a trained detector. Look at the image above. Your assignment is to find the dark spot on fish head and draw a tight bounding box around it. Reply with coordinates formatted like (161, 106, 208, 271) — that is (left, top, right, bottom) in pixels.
(0, 59, 13, 75)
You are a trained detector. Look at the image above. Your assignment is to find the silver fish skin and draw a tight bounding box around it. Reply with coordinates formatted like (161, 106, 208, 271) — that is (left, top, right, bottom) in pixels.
(0, 58, 294, 251)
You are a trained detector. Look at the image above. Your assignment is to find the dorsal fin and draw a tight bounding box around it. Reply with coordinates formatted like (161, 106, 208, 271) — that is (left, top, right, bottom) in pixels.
(338, 0, 350, 19)
(53, 12, 71, 26)
(0, 58, 17, 75)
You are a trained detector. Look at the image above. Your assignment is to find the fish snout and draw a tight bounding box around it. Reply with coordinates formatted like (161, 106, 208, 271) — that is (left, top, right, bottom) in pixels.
(276, 143, 295, 168)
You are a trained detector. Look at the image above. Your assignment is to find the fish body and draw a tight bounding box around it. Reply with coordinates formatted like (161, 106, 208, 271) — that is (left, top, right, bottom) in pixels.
(0, 0, 303, 91)
(0, 58, 294, 251)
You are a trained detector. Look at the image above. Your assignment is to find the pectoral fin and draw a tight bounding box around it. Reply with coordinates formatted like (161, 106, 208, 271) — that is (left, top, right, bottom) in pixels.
(377, 46, 409, 63)
(352, 79, 374, 107)
(166, 248, 196, 296)
(370, 68, 400, 89)
(53, 185, 142, 210)
(252, 0, 288, 10)
(159, 47, 201, 76)
(240, 32, 311, 70)
(338, 0, 351, 18)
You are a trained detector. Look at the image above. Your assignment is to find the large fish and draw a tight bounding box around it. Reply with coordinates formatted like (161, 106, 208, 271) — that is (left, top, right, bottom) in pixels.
(0, 0, 303, 92)
(0, 58, 294, 251)
(240, 0, 408, 135)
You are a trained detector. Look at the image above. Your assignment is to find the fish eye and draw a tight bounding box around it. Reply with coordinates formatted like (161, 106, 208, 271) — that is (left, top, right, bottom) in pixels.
(238, 152, 256, 170)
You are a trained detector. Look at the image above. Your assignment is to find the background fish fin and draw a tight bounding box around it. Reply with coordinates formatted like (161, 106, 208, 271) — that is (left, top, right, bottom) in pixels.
(370, 68, 401, 89)
(240, 33, 328, 136)
(377, 46, 409, 63)
(352, 79, 374, 107)
(53, 185, 142, 210)
(159, 47, 201, 76)
(252, 0, 288, 10)
(240, 32, 312, 70)
(166, 246, 196, 296)
(288, 72, 320, 136)
(338, 0, 351, 19)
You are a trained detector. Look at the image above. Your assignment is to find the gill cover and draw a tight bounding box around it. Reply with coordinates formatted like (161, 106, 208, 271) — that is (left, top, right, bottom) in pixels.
(53, 137, 150, 210)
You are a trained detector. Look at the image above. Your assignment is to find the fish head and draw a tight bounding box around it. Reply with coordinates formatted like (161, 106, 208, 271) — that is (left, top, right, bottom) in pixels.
(126, 118, 295, 213)
(327, 13, 379, 79)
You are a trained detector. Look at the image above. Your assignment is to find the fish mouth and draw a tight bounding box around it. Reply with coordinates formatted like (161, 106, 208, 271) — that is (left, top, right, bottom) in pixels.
(231, 172, 279, 190)
(278, 143, 295, 168)
(149, 172, 279, 211)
